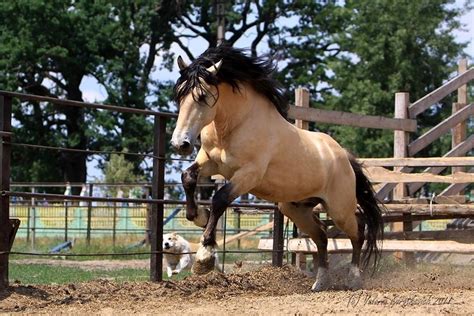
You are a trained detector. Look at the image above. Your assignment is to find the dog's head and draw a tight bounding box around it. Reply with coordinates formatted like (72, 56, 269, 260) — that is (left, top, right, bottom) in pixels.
(163, 232, 179, 250)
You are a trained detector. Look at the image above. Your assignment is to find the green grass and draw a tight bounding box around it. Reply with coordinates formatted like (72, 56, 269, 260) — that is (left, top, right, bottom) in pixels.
(11, 236, 271, 263)
(11, 236, 152, 261)
(9, 263, 191, 285)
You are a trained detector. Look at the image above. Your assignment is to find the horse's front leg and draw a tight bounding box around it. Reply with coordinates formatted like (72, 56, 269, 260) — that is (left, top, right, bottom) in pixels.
(192, 166, 263, 274)
(181, 150, 217, 228)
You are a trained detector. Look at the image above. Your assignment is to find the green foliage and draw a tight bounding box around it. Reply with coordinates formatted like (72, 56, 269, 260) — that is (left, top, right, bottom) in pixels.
(0, 0, 178, 186)
(103, 153, 143, 197)
(325, 0, 466, 158)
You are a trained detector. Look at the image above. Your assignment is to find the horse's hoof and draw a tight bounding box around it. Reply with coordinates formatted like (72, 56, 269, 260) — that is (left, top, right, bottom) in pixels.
(345, 277, 362, 290)
(311, 267, 331, 292)
(345, 265, 362, 290)
(192, 245, 216, 275)
(193, 208, 210, 228)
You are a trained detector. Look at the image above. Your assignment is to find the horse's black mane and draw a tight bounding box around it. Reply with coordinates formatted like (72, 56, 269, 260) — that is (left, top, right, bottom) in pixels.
(173, 45, 288, 118)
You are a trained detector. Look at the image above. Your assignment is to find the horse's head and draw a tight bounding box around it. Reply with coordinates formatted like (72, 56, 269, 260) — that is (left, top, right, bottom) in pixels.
(171, 56, 222, 155)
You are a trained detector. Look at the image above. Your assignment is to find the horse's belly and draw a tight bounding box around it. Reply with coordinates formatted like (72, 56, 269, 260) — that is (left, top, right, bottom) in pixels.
(250, 173, 326, 203)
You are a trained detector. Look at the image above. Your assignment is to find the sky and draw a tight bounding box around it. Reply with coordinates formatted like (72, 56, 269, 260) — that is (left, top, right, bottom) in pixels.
(80, 2, 474, 181)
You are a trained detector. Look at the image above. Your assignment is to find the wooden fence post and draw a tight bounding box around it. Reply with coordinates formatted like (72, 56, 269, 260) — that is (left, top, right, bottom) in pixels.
(295, 87, 310, 130)
(150, 115, 166, 281)
(394, 92, 410, 199)
(452, 58, 468, 175)
(293, 87, 311, 270)
(393, 92, 413, 263)
(0, 95, 12, 289)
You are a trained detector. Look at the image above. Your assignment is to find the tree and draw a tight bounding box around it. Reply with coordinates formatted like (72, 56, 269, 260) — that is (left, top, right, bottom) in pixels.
(0, 0, 98, 187)
(324, 0, 467, 158)
(170, 0, 289, 59)
(0, 1, 179, 189)
(103, 153, 142, 198)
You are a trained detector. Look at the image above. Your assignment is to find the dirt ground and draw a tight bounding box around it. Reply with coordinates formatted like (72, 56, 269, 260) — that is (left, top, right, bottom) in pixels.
(1, 262, 473, 315)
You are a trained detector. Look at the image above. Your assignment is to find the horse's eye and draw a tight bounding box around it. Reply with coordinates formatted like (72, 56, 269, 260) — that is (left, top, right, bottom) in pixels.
(197, 94, 206, 103)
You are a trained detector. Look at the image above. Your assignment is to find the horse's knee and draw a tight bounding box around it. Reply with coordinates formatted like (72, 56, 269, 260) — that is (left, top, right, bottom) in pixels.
(182, 167, 198, 190)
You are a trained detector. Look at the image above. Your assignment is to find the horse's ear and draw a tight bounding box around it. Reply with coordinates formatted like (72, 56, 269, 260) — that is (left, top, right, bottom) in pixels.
(177, 56, 188, 71)
(206, 59, 223, 75)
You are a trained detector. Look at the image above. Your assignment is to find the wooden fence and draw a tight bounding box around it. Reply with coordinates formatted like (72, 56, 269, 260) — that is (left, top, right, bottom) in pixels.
(268, 59, 473, 264)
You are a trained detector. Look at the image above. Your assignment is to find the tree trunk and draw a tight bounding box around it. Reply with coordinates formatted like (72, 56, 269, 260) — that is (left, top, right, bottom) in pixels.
(62, 82, 87, 195)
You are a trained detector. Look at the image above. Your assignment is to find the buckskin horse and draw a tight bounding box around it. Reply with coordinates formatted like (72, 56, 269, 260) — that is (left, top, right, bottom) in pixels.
(170, 45, 384, 291)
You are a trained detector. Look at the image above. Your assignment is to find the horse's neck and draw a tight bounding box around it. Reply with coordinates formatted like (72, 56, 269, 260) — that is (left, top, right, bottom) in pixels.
(213, 85, 253, 138)
(206, 84, 279, 146)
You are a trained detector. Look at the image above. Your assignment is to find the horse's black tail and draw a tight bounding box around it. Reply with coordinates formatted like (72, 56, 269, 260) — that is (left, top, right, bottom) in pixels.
(348, 155, 385, 271)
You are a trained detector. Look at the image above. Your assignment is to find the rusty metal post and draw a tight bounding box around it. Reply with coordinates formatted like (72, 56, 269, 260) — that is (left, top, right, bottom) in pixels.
(112, 202, 117, 247)
(272, 206, 284, 267)
(0, 95, 12, 289)
(236, 211, 241, 249)
(150, 116, 166, 281)
(86, 183, 93, 245)
(291, 223, 297, 265)
(64, 203, 69, 242)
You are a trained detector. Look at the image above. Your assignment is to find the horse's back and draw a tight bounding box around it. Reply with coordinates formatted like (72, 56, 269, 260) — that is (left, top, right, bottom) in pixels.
(249, 126, 355, 203)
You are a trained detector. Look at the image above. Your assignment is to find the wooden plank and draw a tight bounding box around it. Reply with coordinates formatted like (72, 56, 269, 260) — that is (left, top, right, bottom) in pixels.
(453, 59, 468, 175)
(433, 195, 467, 204)
(366, 167, 474, 183)
(457, 59, 468, 104)
(315, 229, 474, 241)
(407, 135, 474, 195)
(440, 183, 470, 196)
(294, 88, 310, 130)
(259, 238, 474, 254)
(383, 204, 474, 215)
(360, 157, 474, 167)
(287, 106, 417, 132)
(311, 203, 474, 215)
(378, 135, 474, 199)
(452, 103, 467, 173)
(408, 103, 474, 156)
(383, 214, 474, 222)
(216, 219, 288, 246)
(408, 67, 474, 118)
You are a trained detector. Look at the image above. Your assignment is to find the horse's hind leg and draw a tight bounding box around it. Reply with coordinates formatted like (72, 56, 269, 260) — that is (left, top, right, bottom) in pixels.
(326, 200, 364, 290)
(279, 202, 330, 291)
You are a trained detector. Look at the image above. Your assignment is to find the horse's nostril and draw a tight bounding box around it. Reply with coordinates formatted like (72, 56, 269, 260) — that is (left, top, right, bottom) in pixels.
(179, 141, 191, 151)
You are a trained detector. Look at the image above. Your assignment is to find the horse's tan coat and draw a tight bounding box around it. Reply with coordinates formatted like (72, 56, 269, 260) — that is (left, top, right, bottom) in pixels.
(174, 82, 357, 223)
(172, 68, 365, 290)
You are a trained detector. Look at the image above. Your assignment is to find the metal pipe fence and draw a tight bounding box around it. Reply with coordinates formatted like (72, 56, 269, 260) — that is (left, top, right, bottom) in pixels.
(0, 90, 286, 289)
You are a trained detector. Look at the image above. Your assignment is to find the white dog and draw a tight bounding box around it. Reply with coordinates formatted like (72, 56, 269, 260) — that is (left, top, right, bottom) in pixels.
(163, 232, 222, 277)
(163, 232, 193, 278)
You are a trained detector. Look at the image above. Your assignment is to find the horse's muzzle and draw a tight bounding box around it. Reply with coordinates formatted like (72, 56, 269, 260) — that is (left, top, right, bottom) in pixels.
(171, 139, 193, 155)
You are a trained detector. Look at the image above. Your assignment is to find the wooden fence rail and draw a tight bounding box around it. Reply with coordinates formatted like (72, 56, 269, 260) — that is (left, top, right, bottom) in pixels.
(408, 67, 474, 118)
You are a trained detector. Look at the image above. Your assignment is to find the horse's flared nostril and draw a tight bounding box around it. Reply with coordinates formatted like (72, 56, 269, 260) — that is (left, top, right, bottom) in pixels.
(179, 141, 191, 152)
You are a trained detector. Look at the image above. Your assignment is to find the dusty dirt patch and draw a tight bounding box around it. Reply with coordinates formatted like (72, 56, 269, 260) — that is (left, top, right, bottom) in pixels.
(1, 265, 473, 314)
